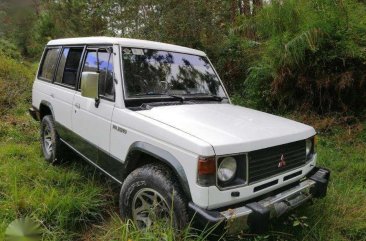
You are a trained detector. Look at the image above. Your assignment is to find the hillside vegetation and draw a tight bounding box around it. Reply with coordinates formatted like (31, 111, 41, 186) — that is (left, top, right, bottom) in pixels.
(1, 0, 365, 114)
(0, 0, 365, 240)
(232, 0, 366, 113)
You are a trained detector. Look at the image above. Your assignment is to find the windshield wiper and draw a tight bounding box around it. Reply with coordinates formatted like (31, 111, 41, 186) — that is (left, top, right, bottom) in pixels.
(133, 92, 185, 103)
(186, 93, 228, 102)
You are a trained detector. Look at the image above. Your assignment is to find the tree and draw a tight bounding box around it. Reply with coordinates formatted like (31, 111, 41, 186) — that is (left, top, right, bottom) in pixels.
(0, 0, 39, 55)
(253, 0, 263, 15)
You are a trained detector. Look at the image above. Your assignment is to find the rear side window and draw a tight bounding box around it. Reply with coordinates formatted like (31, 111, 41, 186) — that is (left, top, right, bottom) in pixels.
(39, 48, 60, 81)
(83, 49, 115, 100)
(55, 47, 83, 87)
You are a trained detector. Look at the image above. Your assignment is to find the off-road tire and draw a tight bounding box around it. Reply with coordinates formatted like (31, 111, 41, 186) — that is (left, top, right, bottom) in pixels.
(40, 115, 64, 164)
(119, 163, 189, 230)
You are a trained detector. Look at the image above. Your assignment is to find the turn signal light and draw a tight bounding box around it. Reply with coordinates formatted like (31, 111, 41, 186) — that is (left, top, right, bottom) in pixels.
(198, 157, 216, 175)
(197, 157, 216, 186)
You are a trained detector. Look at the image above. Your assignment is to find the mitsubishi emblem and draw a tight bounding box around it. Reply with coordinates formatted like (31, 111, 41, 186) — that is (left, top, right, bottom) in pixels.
(278, 154, 286, 168)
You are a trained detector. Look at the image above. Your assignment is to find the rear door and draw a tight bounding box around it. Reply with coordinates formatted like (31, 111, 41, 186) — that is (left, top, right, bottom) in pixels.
(51, 47, 84, 133)
(72, 47, 115, 166)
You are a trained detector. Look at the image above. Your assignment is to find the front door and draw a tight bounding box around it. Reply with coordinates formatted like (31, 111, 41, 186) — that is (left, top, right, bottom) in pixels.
(72, 47, 115, 167)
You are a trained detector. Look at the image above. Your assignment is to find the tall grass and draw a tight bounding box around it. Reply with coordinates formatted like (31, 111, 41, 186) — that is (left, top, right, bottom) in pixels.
(0, 121, 114, 240)
(0, 54, 113, 240)
(0, 53, 35, 117)
(89, 213, 225, 241)
(234, 0, 366, 113)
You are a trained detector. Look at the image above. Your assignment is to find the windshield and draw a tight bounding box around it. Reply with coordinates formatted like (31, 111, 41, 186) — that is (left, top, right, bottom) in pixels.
(122, 48, 226, 98)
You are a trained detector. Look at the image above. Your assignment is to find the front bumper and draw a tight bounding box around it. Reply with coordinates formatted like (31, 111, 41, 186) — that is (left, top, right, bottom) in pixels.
(189, 167, 330, 234)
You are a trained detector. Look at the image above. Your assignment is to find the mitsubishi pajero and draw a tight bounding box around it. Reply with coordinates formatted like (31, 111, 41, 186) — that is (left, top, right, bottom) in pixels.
(30, 37, 330, 234)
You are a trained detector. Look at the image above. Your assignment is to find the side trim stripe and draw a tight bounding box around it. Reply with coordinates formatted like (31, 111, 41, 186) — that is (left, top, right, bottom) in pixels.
(55, 121, 191, 199)
(60, 138, 122, 185)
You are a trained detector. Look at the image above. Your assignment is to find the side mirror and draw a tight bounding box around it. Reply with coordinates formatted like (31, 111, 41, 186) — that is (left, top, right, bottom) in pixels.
(81, 72, 99, 99)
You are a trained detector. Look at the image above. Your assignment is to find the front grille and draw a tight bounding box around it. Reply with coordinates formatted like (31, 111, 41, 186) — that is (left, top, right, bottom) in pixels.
(248, 140, 306, 184)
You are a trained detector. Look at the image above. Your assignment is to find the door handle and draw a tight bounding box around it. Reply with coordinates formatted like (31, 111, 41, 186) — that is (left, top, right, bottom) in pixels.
(50, 93, 54, 98)
(74, 103, 80, 109)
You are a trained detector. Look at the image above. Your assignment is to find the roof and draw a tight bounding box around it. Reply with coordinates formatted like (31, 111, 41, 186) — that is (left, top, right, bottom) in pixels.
(47, 37, 206, 56)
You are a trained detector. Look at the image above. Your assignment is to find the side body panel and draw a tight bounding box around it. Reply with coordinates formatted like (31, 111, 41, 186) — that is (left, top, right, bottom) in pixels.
(32, 81, 75, 131)
(71, 94, 114, 161)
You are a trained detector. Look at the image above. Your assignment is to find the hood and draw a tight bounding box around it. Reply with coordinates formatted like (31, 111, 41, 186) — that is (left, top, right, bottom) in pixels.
(137, 104, 315, 155)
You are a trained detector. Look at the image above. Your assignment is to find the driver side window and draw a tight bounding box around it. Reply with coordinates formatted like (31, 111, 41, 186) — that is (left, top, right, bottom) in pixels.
(82, 49, 115, 101)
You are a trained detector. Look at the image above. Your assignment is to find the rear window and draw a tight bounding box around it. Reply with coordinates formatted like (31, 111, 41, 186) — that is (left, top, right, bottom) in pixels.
(39, 48, 60, 81)
(55, 47, 83, 87)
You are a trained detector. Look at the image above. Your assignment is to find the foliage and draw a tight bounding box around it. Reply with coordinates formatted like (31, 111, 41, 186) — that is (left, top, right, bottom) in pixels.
(2, 0, 365, 113)
(0, 1, 38, 56)
(235, 0, 366, 113)
(0, 39, 21, 59)
(90, 214, 224, 241)
(0, 54, 35, 116)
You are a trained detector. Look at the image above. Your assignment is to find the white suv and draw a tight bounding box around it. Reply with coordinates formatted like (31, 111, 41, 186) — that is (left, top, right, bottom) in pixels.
(30, 37, 330, 234)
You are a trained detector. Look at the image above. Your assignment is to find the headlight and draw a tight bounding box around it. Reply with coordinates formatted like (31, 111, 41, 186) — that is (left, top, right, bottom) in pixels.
(217, 157, 237, 182)
(306, 136, 316, 160)
(306, 138, 313, 156)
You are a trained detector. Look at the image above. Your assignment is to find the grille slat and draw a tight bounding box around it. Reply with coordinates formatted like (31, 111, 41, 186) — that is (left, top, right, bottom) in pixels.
(248, 140, 306, 184)
(249, 152, 305, 169)
(250, 147, 305, 159)
(249, 158, 305, 176)
(249, 162, 306, 182)
(249, 158, 305, 173)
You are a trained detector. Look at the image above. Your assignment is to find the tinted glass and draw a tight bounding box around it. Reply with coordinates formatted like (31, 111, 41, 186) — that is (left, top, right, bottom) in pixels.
(62, 48, 83, 87)
(122, 48, 226, 98)
(83, 50, 114, 100)
(55, 48, 70, 83)
(39, 48, 60, 81)
(55, 47, 83, 87)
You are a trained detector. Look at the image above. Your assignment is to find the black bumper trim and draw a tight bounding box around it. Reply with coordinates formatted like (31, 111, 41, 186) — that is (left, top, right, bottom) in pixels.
(246, 202, 270, 234)
(188, 202, 225, 224)
(308, 167, 331, 198)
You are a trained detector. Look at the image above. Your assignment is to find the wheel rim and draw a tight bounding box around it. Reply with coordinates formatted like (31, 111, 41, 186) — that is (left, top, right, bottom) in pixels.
(43, 125, 53, 155)
(132, 188, 170, 229)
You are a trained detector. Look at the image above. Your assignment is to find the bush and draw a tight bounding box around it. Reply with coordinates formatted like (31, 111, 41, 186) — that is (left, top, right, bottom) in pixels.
(0, 39, 21, 60)
(0, 54, 35, 115)
(235, 0, 366, 114)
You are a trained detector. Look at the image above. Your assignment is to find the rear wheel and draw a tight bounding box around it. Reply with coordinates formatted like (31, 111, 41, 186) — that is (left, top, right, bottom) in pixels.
(119, 163, 189, 230)
(40, 115, 63, 164)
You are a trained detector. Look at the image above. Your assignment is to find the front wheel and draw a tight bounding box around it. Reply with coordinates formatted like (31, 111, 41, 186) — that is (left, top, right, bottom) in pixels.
(119, 164, 189, 230)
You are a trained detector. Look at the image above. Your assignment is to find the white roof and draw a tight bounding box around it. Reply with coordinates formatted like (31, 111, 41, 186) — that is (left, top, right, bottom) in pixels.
(47, 37, 206, 56)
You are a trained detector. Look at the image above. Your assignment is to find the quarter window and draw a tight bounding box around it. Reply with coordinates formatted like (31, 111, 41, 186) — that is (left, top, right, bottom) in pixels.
(83, 49, 115, 100)
(39, 48, 60, 81)
(55, 47, 83, 87)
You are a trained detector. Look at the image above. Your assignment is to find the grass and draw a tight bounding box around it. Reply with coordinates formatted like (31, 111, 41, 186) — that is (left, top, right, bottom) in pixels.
(0, 110, 115, 240)
(266, 117, 366, 241)
(0, 55, 365, 240)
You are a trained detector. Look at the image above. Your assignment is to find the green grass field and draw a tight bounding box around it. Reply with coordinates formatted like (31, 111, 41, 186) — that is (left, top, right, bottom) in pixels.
(0, 56, 365, 240)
